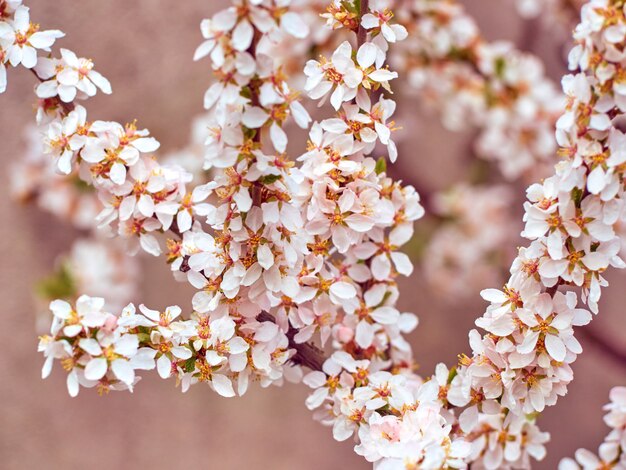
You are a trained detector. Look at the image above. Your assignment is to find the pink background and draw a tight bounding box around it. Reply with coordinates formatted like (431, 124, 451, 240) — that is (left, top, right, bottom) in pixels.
(0, 1, 624, 468)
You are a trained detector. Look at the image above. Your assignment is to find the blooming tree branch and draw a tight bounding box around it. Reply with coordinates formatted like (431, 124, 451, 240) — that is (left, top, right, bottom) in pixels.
(393, 0, 565, 181)
(1, 0, 626, 469)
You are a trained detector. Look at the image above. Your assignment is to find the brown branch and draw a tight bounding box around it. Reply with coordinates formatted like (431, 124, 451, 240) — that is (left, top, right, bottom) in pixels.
(247, 26, 265, 206)
(248, 28, 262, 143)
(243, 0, 381, 374)
(545, 279, 564, 296)
(29, 68, 75, 115)
(257, 311, 326, 371)
(357, 0, 369, 47)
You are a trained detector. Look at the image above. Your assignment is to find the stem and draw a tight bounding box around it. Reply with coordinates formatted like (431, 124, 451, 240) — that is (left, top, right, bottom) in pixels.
(545, 280, 563, 296)
(257, 312, 325, 371)
(243, 12, 325, 371)
(248, 28, 262, 144)
(357, 0, 369, 47)
(247, 27, 264, 206)
(29, 68, 75, 114)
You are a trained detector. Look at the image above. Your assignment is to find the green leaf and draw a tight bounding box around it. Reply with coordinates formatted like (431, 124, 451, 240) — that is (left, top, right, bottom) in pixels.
(571, 187, 584, 208)
(447, 47, 472, 62)
(261, 174, 282, 185)
(137, 333, 151, 344)
(183, 357, 196, 373)
(447, 366, 458, 384)
(494, 57, 506, 79)
(375, 290, 392, 309)
(344, 0, 359, 14)
(71, 176, 93, 193)
(375, 157, 387, 175)
(35, 263, 76, 301)
(240, 86, 252, 100)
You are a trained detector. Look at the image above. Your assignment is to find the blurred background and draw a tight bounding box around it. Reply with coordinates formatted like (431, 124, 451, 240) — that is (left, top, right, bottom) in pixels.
(0, 0, 624, 468)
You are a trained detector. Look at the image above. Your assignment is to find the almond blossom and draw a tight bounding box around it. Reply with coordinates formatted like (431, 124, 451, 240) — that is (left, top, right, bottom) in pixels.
(35, 48, 112, 102)
(0, 5, 63, 69)
(42, 105, 88, 174)
(305, 39, 399, 110)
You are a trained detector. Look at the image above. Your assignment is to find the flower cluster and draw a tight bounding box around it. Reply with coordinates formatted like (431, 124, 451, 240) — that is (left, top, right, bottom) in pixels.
(10, 125, 101, 229)
(304, 354, 471, 468)
(392, 0, 564, 180)
(38, 295, 294, 397)
(35, 48, 111, 103)
(423, 184, 517, 298)
(436, 1, 626, 466)
(559, 387, 626, 469)
(304, 39, 399, 111)
(0, 2, 63, 92)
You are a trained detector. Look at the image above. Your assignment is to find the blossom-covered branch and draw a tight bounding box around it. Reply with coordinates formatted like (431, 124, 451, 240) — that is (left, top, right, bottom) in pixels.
(2, 0, 317, 395)
(392, 0, 564, 180)
(301, 0, 626, 467)
(438, 1, 626, 466)
(38, 296, 280, 397)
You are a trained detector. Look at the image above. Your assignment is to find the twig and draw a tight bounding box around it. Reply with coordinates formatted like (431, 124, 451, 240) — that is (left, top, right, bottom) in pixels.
(257, 311, 326, 371)
(545, 280, 564, 296)
(29, 68, 75, 114)
(357, 0, 369, 47)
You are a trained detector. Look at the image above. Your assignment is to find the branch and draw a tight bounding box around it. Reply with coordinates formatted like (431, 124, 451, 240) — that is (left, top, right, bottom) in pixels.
(545, 279, 564, 296)
(29, 68, 75, 114)
(257, 312, 325, 371)
(357, 0, 369, 47)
